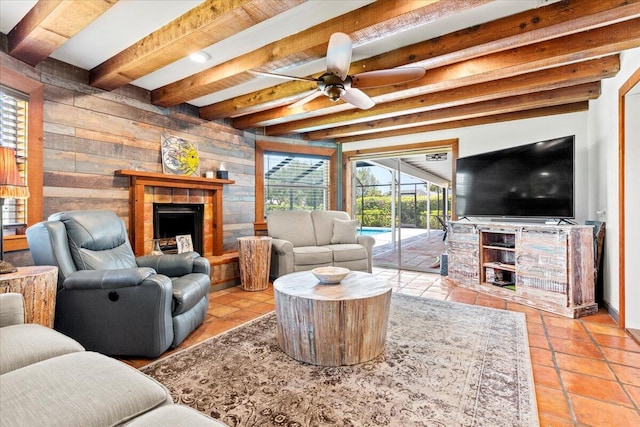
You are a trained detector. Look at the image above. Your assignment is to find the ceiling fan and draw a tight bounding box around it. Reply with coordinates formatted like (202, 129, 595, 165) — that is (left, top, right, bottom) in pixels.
(248, 32, 425, 110)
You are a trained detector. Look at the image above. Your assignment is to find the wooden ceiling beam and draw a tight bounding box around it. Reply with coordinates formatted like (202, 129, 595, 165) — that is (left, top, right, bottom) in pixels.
(245, 18, 640, 131)
(345, 17, 639, 104)
(89, 0, 303, 90)
(334, 102, 590, 143)
(203, 0, 640, 121)
(248, 55, 620, 135)
(152, 0, 488, 107)
(8, 0, 117, 66)
(306, 82, 600, 140)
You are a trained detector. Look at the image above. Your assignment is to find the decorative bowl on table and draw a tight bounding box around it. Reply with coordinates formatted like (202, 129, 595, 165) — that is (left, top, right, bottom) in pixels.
(311, 267, 350, 284)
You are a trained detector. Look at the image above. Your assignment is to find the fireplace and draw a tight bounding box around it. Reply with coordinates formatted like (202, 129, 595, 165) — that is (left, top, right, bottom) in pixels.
(117, 170, 238, 289)
(153, 203, 203, 255)
(115, 170, 232, 257)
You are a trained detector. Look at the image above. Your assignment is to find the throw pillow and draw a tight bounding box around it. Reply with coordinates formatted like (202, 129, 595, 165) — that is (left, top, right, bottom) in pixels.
(331, 218, 358, 244)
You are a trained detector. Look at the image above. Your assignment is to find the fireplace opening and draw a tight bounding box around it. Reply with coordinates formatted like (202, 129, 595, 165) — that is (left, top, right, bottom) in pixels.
(153, 203, 204, 255)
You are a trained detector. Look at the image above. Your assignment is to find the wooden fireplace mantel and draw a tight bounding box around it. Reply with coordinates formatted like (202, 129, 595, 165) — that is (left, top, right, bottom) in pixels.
(116, 169, 234, 188)
(115, 170, 234, 257)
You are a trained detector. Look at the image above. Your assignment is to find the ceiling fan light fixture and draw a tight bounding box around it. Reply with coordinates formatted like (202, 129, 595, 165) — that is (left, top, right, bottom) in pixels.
(189, 51, 211, 63)
(426, 153, 448, 161)
(255, 32, 414, 110)
(324, 84, 345, 101)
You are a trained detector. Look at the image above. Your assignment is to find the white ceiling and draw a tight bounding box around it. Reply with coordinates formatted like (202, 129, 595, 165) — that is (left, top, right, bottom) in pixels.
(0, 0, 550, 109)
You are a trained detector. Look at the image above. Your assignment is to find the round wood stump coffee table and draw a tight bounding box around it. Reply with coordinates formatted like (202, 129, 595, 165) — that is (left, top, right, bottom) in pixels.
(273, 270, 392, 366)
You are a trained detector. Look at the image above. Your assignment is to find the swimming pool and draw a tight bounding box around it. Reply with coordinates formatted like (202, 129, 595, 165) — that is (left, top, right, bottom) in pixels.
(357, 227, 391, 236)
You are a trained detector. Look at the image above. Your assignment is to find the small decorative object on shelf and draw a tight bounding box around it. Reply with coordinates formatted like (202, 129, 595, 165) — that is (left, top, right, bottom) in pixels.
(150, 239, 163, 256)
(216, 162, 228, 180)
(494, 269, 503, 283)
(176, 234, 193, 253)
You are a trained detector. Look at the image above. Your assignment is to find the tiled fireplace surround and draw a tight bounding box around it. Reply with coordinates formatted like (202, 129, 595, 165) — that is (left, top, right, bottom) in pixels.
(116, 170, 239, 289)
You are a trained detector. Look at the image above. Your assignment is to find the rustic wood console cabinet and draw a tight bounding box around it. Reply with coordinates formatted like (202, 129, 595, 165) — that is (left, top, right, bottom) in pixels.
(448, 221, 597, 318)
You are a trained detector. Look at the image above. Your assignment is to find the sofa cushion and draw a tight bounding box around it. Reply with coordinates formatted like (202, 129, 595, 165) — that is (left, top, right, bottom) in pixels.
(330, 218, 359, 244)
(0, 323, 85, 374)
(267, 210, 317, 247)
(124, 405, 229, 427)
(334, 258, 369, 271)
(326, 243, 368, 262)
(293, 246, 333, 266)
(310, 210, 350, 246)
(0, 351, 171, 427)
(0, 293, 25, 327)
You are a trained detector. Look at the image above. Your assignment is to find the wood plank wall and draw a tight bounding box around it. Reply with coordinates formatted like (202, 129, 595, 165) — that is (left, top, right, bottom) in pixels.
(1, 49, 256, 264)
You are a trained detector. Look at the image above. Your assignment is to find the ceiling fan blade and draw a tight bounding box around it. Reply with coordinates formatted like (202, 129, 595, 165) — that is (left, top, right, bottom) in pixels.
(351, 67, 426, 89)
(288, 89, 323, 109)
(248, 69, 318, 82)
(326, 32, 352, 80)
(341, 88, 375, 110)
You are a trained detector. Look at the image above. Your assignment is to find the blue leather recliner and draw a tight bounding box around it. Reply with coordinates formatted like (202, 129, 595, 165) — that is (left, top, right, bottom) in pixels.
(26, 210, 210, 358)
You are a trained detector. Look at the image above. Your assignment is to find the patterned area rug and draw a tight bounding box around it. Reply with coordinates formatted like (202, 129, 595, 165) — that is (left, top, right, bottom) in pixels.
(142, 294, 538, 426)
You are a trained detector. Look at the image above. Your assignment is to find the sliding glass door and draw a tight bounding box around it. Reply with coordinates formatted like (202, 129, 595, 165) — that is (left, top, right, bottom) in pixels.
(352, 154, 449, 272)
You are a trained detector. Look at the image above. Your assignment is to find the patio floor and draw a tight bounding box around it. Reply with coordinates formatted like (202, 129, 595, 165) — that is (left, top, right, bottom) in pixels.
(369, 228, 446, 272)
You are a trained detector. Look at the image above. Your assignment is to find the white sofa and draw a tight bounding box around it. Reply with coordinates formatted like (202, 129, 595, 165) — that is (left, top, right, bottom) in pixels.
(0, 293, 227, 427)
(266, 210, 375, 279)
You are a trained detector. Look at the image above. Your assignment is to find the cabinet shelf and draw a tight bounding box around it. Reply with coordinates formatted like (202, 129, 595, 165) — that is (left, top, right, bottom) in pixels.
(483, 244, 515, 251)
(483, 261, 516, 272)
(481, 231, 516, 287)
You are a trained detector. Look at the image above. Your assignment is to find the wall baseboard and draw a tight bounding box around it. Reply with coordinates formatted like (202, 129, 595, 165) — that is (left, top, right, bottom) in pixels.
(600, 299, 619, 325)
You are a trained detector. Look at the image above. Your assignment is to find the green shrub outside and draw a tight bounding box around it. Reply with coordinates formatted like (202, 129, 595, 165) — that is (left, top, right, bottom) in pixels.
(354, 195, 447, 228)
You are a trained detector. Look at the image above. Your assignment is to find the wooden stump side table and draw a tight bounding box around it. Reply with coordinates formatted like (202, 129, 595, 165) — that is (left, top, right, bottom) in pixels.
(274, 270, 392, 366)
(237, 236, 272, 291)
(0, 265, 58, 327)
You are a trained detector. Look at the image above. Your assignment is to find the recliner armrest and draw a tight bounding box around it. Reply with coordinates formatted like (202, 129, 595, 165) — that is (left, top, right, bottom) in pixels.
(136, 252, 210, 277)
(192, 256, 211, 276)
(63, 268, 156, 290)
(271, 238, 293, 255)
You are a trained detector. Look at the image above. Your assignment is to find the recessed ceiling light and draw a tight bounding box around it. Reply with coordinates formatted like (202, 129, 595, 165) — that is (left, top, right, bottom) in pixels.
(189, 51, 211, 63)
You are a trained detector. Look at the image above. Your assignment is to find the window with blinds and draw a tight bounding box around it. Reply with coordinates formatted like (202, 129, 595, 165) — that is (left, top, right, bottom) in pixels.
(264, 152, 330, 216)
(0, 86, 29, 230)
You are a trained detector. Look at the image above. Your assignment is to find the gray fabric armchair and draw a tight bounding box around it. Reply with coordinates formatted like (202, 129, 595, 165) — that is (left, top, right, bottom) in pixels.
(26, 210, 210, 358)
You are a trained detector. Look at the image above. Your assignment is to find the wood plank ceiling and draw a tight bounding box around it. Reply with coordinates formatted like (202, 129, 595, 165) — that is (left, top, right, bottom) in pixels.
(4, 0, 640, 143)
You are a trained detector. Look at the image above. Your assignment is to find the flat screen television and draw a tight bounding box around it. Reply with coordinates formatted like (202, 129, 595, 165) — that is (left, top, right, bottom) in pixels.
(455, 136, 574, 219)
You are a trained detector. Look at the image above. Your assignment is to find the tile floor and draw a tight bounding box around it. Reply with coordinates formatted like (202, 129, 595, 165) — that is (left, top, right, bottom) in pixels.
(125, 268, 640, 427)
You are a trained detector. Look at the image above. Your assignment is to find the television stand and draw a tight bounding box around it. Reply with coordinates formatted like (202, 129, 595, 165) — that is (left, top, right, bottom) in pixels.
(447, 221, 597, 318)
